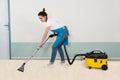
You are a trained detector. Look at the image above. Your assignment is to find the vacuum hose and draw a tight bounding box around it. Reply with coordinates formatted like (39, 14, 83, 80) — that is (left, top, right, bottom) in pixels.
(64, 45, 85, 65)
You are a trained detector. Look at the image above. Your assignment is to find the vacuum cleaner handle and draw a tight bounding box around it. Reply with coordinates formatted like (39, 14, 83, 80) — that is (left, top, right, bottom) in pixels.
(29, 33, 56, 59)
(18, 35, 52, 72)
(49, 33, 58, 38)
(79, 54, 86, 56)
(91, 50, 103, 54)
(26, 36, 50, 63)
(24, 48, 40, 63)
(38, 36, 50, 48)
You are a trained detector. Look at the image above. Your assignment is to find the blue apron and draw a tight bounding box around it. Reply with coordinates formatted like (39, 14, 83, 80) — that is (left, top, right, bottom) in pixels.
(51, 26, 69, 47)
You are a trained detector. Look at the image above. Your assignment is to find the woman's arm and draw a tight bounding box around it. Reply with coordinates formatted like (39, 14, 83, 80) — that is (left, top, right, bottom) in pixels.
(39, 27, 50, 47)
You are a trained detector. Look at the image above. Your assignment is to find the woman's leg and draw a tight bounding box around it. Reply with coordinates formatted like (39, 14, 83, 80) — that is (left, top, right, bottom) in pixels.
(50, 28, 69, 64)
(50, 46, 57, 63)
(58, 46, 65, 62)
(56, 31, 68, 62)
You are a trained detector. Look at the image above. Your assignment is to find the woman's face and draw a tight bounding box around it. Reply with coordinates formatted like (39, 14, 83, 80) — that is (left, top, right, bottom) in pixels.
(39, 16, 46, 22)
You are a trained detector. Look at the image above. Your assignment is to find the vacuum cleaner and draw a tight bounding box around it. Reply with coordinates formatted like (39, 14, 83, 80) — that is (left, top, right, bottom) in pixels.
(64, 46, 108, 70)
(17, 33, 108, 72)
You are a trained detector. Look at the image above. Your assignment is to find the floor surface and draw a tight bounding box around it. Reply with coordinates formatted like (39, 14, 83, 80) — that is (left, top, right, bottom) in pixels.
(0, 60, 120, 80)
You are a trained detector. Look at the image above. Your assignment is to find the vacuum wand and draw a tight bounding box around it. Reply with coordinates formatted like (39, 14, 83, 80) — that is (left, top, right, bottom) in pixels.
(17, 33, 58, 72)
(17, 48, 40, 72)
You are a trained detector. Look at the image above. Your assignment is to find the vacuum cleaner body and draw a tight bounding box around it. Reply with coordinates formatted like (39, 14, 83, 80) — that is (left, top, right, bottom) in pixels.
(84, 50, 108, 70)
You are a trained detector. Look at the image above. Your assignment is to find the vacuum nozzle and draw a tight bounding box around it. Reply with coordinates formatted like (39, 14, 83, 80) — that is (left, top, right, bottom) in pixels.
(17, 63, 26, 72)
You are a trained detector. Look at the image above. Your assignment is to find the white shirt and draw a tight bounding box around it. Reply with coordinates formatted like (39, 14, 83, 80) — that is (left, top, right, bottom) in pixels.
(44, 19, 64, 30)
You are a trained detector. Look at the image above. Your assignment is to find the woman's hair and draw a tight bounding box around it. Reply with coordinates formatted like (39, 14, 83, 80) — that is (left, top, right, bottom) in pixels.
(38, 8, 48, 19)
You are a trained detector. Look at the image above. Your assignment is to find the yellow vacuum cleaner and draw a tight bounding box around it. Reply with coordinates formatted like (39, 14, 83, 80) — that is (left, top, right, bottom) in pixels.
(64, 46, 108, 70)
(84, 50, 108, 70)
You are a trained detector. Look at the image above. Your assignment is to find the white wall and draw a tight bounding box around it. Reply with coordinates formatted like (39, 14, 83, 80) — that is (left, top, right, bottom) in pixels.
(0, 0, 10, 59)
(112, 0, 120, 42)
(11, 0, 120, 42)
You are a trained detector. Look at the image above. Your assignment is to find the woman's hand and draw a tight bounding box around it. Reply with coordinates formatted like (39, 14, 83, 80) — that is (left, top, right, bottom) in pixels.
(39, 42, 43, 48)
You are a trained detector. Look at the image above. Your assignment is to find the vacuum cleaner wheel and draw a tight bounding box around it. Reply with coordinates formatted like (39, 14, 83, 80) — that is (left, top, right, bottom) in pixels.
(102, 65, 108, 70)
(88, 67, 92, 69)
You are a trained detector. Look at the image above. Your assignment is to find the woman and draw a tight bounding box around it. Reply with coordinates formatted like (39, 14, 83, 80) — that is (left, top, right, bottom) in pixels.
(38, 8, 69, 66)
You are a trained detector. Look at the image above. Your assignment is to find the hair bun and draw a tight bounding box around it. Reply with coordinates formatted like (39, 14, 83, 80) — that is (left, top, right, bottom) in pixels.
(43, 8, 45, 12)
